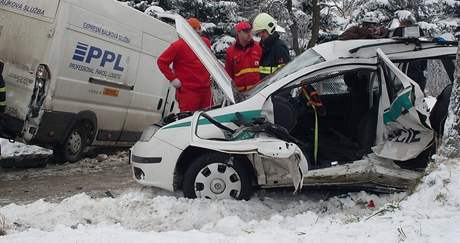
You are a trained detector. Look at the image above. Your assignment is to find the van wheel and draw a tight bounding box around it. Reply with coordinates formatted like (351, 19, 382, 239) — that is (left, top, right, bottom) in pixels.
(54, 122, 91, 164)
(183, 153, 253, 200)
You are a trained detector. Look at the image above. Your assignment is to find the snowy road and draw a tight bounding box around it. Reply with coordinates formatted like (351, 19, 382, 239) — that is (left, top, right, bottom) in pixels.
(0, 149, 144, 205)
(0, 163, 138, 206)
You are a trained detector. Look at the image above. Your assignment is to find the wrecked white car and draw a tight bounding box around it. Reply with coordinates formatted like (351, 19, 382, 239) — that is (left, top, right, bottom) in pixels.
(130, 16, 457, 200)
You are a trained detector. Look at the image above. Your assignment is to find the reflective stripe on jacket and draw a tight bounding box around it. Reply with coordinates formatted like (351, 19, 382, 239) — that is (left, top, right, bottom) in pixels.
(259, 64, 285, 75)
(225, 40, 262, 90)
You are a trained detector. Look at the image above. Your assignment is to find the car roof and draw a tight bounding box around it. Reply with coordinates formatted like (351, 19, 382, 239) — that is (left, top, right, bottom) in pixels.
(312, 38, 457, 61)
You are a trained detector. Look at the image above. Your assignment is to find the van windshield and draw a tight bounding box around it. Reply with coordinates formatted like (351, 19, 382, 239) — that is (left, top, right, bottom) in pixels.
(246, 49, 325, 98)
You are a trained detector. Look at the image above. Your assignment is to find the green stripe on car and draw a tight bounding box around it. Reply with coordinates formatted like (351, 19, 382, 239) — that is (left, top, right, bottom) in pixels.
(164, 110, 262, 129)
(383, 90, 413, 124)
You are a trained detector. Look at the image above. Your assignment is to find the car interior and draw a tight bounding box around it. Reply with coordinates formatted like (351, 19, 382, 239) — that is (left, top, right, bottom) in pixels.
(269, 57, 456, 171)
(271, 69, 380, 169)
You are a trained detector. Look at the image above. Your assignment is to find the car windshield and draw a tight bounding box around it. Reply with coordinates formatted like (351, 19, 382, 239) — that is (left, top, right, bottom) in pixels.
(245, 48, 325, 98)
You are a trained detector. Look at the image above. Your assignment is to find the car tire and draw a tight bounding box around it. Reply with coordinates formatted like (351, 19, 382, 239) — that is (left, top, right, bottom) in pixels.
(54, 122, 91, 164)
(183, 153, 253, 200)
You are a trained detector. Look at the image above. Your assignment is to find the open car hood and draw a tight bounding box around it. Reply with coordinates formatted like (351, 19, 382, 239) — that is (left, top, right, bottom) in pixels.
(175, 15, 235, 104)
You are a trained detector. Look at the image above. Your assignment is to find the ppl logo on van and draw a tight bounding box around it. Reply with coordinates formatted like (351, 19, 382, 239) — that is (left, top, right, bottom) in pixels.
(72, 42, 125, 72)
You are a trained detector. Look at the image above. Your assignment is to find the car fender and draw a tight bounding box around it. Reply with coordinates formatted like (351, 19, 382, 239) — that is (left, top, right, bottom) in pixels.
(189, 111, 309, 191)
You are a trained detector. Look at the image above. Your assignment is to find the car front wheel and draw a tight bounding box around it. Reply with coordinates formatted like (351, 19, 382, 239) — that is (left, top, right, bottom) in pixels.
(183, 153, 253, 200)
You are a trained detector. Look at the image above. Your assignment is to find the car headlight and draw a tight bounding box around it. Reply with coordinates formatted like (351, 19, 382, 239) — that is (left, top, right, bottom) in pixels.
(139, 125, 161, 142)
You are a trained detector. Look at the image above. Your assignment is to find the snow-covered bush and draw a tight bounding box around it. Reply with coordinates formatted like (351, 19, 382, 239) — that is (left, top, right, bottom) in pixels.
(212, 35, 235, 60)
(119, 0, 458, 55)
(340, 0, 459, 36)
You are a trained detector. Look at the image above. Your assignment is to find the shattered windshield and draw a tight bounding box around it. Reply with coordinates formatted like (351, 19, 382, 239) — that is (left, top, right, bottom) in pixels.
(246, 49, 325, 97)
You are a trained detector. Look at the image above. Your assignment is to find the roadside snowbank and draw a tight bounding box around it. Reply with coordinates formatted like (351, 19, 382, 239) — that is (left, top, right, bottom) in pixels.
(0, 190, 403, 233)
(1, 161, 459, 242)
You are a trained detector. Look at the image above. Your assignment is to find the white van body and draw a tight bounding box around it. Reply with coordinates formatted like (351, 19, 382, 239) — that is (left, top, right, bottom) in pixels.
(0, 0, 178, 155)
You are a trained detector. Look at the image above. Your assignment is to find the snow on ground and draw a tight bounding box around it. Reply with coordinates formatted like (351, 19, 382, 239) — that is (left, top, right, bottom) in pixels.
(0, 139, 51, 158)
(0, 189, 406, 241)
(1, 160, 460, 242)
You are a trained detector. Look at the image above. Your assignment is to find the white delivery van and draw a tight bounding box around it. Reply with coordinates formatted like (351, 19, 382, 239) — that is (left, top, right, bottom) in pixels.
(0, 0, 178, 162)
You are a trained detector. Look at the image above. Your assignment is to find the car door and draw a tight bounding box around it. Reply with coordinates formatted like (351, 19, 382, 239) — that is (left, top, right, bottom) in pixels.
(373, 49, 433, 161)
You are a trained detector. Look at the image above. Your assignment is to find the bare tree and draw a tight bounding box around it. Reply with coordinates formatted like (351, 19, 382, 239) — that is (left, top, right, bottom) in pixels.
(439, 41, 460, 159)
(307, 0, 320, 48)
(286, 0, 300, 55)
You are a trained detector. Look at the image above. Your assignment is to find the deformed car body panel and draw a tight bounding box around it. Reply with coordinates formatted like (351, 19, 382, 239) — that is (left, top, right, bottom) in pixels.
(188, 111, 309, 191)
(373, 49, 434, 161)
(299, 155, 420, 191)
(187, 111, 420, 192)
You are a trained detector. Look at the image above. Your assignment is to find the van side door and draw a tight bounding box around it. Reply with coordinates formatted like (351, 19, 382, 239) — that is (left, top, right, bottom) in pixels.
(120, 32, 177, 142)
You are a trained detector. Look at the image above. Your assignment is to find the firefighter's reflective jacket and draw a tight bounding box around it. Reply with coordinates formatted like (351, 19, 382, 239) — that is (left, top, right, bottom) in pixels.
(259, 32, 291, 79)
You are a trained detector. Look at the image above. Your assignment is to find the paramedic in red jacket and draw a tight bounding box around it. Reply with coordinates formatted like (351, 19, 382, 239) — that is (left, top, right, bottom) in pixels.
(157, 18, 212, 112)
(225, 22, 262, 92)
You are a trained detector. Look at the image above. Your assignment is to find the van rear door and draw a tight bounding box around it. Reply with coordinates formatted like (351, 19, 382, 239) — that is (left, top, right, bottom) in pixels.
(0, 0, 60, 120)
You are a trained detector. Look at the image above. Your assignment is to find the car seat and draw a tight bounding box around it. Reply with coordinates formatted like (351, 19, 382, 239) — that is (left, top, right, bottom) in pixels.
(272, 95, 298, 133)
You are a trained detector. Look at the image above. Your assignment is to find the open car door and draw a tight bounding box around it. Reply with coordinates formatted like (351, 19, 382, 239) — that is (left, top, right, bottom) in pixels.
(373, 49, 433, 161)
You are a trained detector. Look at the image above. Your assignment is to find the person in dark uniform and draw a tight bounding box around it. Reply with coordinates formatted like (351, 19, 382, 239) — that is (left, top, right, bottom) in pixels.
(252, 13, 291, 79)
